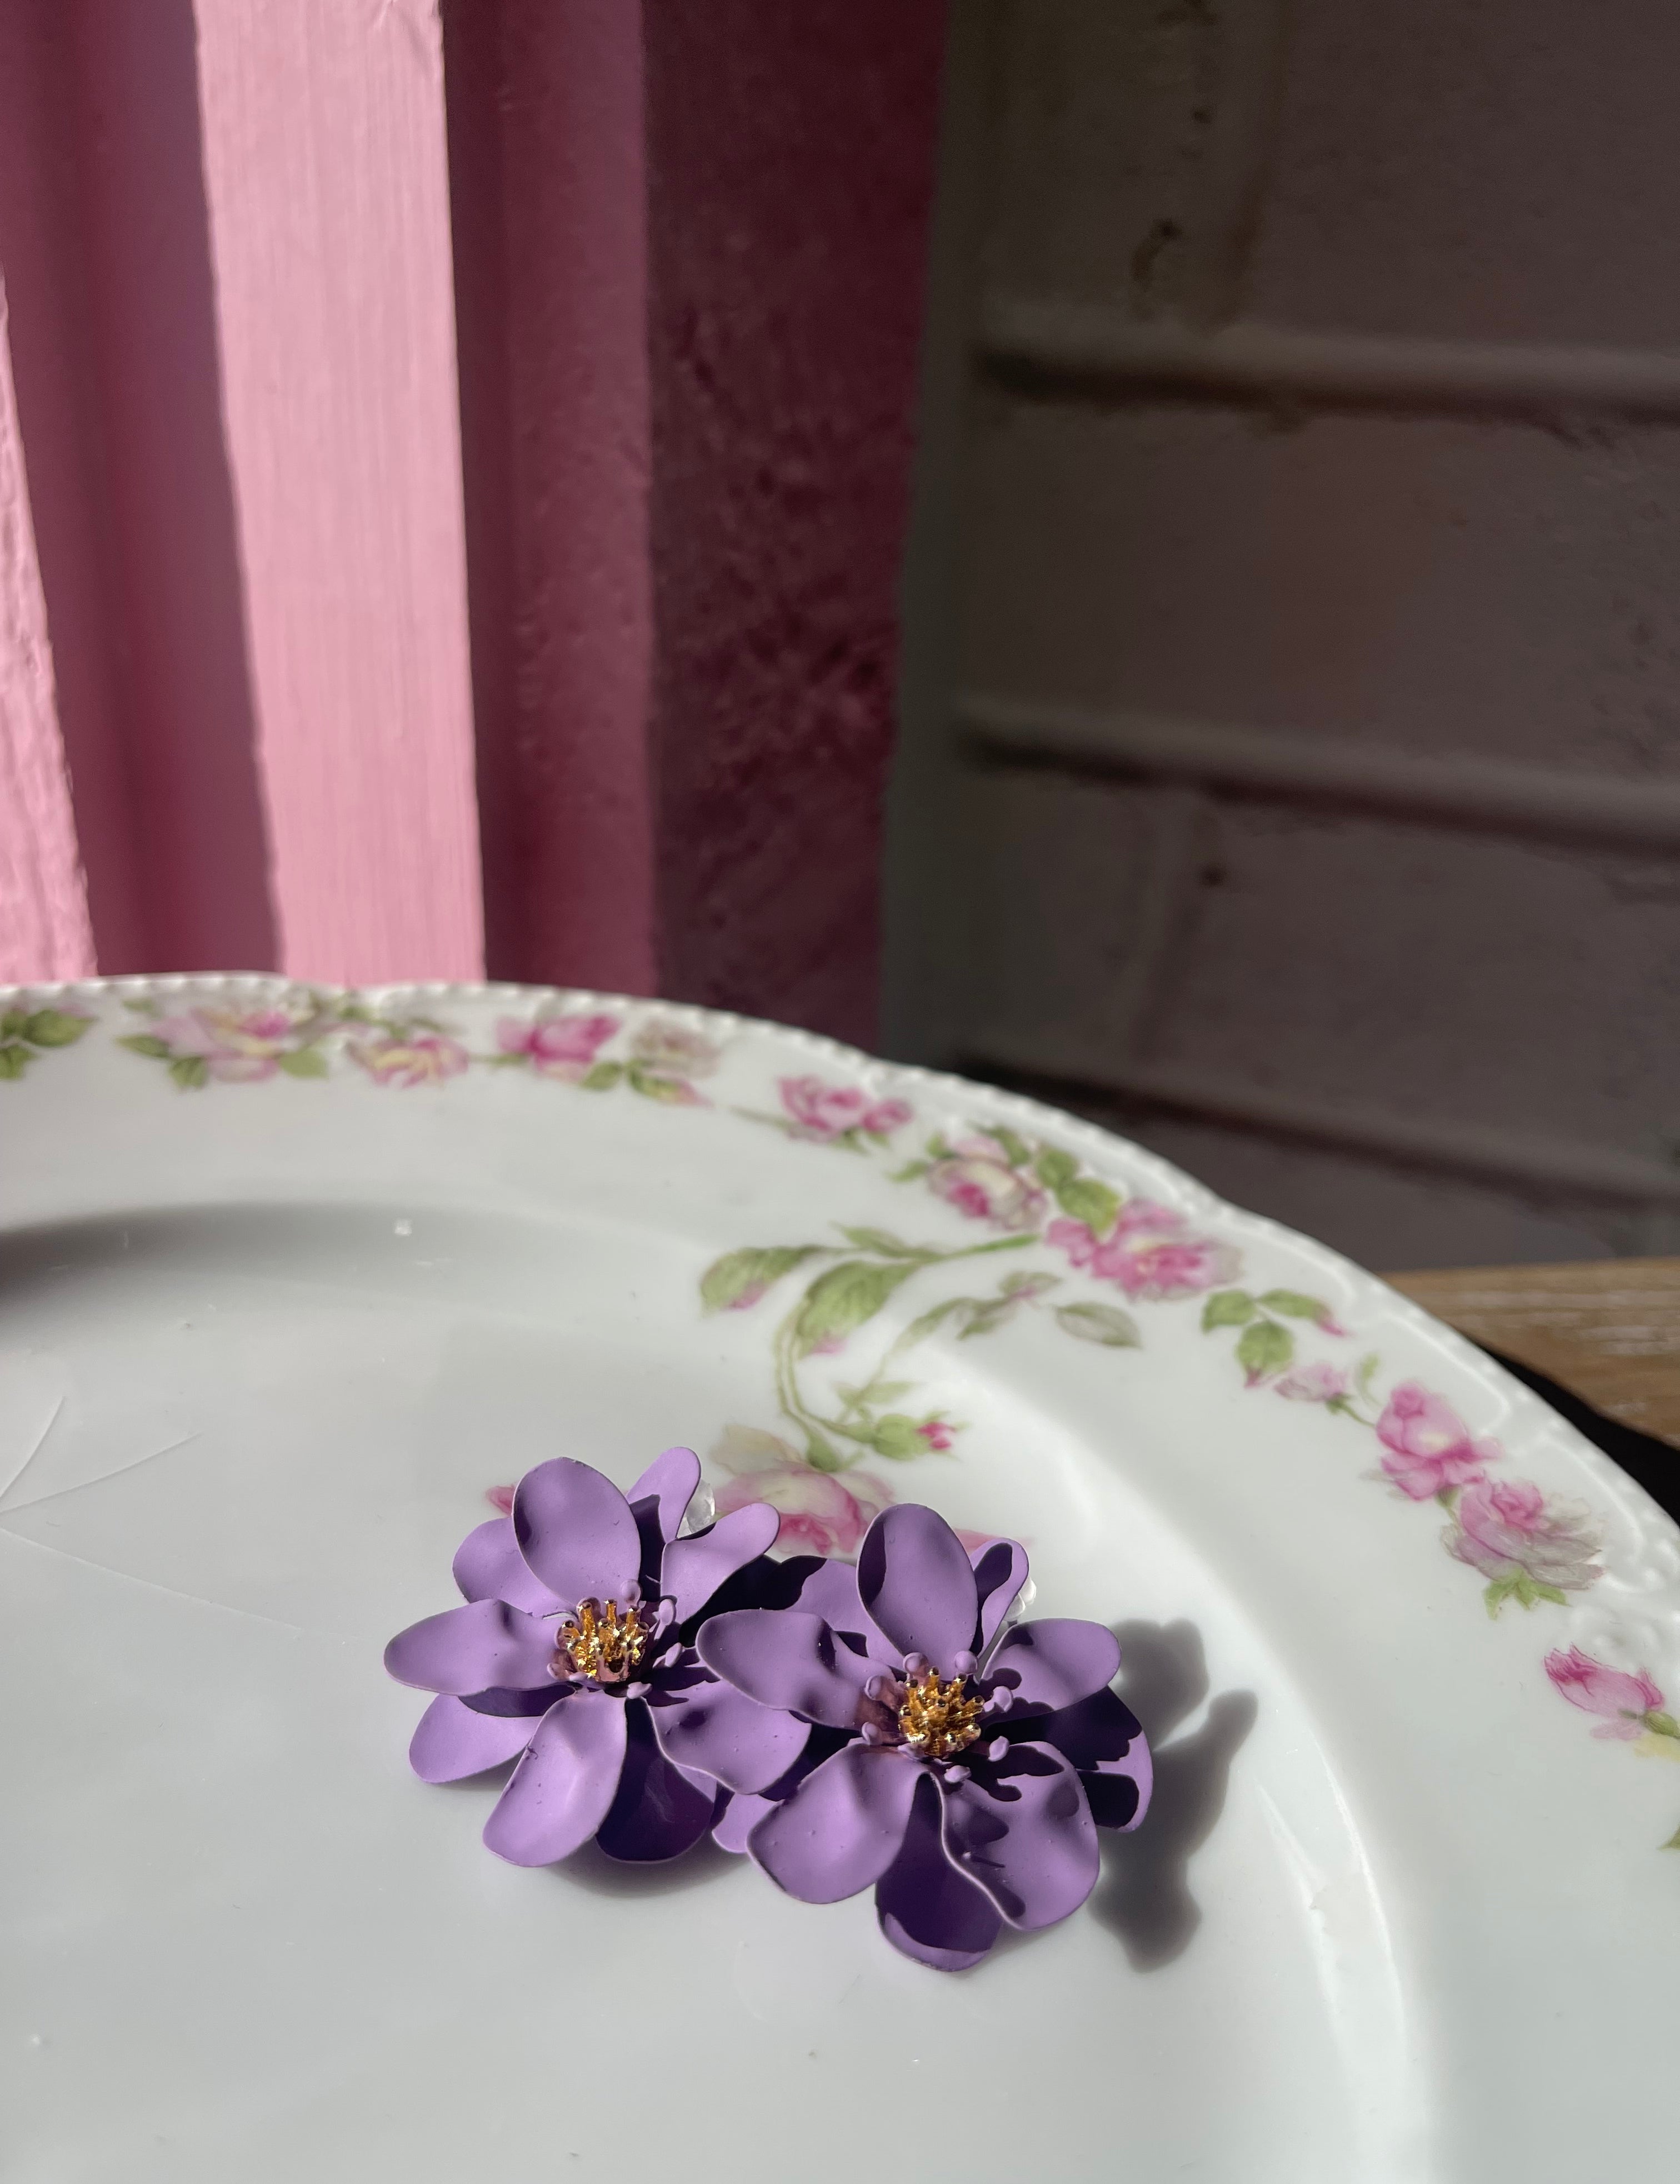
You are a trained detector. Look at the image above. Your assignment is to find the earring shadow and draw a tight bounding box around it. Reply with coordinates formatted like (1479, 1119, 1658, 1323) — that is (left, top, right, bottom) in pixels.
(1091, 1618, 1257, 1971)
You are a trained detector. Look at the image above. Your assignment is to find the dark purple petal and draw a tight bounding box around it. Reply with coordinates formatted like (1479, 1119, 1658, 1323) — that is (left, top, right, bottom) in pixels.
(384, 1598, 557, 1696)
(697, 1609, 871, 1728)
(663, 1502, 781, 1621)
(941, 1741, 1098, 1930)
(482, 1690, 627, 1865)
(1033, 1688, 1153, 1831)
(649, 1672, 811, 1793)
(714, 1791, 773, 1854)
(452, 1517, 564, 1615)
(876, 1772, 1002, 1971)
(408, 1695, 539, 1782)
(512, 1458, 641, 1607)
(984, 1618, 1121, 1715)
(750, 1742, 921, 1903)
(971, 1539, 1029, 1650)
(595, 1702, 721, 1862)
(858, 1505, 978, 1675)
(627, 1445, 702, 1543)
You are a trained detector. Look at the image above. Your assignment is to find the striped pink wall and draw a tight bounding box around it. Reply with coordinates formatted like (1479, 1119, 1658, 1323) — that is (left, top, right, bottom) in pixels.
(0, 0, 944, 1036)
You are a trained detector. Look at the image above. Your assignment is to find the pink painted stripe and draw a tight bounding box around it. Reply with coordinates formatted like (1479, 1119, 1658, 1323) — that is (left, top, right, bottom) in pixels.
(0, 286, 96, 984)
(194, 0, 483, 983)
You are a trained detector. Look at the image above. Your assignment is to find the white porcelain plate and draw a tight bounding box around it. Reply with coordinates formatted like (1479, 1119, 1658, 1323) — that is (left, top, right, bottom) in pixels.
(3, 978, 1678, 2182)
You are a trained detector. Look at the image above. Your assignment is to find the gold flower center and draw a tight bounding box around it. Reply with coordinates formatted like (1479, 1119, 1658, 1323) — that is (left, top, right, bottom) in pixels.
(557, 1598, 649, 1686)
(897, 1669, 984, 1760)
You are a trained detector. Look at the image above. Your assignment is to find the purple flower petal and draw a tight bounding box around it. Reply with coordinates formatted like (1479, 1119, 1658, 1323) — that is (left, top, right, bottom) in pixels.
(796, 1560, 898, 1662)
(662, 1502, 781, 1621)
(1033, 1688, 1152, 1831)
(384, 1598, 558, 1696)
(858, 1505, 978, 1675)
(407, 1694, 540, 1781)
(452, 1517, 564, 1615)
(749, 1742, 922, 1903)
(698, 1608, 872, 1728)
(876, 1772, 1001, 1971)
(648, 1672, 811, 1793)
(713, 1791, 773, 1854)
(984, 1618, 1121, 1715)
(596, 1703, 722, 1862)
(513, 1458, 641, 1607)
(941, 1741, 1098, 1930)
(482, 1689, 627, 1865)
(971, 1538, 1029, 1650)
(628, 1445, 702, 1545)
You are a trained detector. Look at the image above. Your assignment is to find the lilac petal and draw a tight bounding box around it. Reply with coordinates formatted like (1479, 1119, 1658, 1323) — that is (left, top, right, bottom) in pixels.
(876, 1772, 1001, 1971)
(714, 1791, 773, 1854)
(649, 1672, 811, 1793)
(595, 1703, 721, 1862)
(749, 1743, 921, 1903)
(409, 1694, 539, 1782)
(698, 1609, 871, 1728)
(796, 1560, 897, 1662)
(971, 1538, 1029, 1650)
(858, 1505, 978, 1676)
(482, 1690, 627, 1865)
(512, 1458, 641, 1608)
(1034, 1688, 1153, 1831)
(984, 1619, 1121, 1715)
(452, 1517, 564, 1615)
(941, 1741, 1098, 1930)
(384, 1598, 557, 1696)
(662, 1502, 781, 1621)
(628, 1445, 702, 1545)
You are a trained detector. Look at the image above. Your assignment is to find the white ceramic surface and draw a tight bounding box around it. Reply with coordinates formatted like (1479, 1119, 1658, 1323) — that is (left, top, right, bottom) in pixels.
(2, 979, 1677, 2184)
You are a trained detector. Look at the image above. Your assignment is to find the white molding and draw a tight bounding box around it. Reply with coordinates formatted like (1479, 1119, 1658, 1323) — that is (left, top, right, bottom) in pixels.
(979, 293, 1680, 422)
(957, 692, 1680, 856)
(968, 1044, 1680, 1210)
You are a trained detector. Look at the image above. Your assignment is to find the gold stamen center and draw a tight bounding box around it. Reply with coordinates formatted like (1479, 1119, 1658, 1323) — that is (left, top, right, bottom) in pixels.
(897, 1669, 984, 1760)
(557, 1598, 649, 1685)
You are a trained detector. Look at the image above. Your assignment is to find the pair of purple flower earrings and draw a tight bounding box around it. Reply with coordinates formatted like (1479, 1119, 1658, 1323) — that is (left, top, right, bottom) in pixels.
(385, 1449, 1152, 1970)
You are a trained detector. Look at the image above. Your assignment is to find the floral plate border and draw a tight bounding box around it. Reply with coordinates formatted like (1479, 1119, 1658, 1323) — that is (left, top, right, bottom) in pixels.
(6, 972, 1680, 1849)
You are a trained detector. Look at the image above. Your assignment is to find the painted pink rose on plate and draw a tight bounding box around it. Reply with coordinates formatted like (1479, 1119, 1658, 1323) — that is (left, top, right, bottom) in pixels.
(1445, 1477, 1601, 1597)
(777, 1074, 912, 1144)
(1048, 1201, 1240, 1302)
(148, 1006, 301, 1083)
(1545, 1647, 1667, 1740)
(632, 1021, 720, 1079)
(496, 1011, 618, 1080)
(708, 1425, 893, 1557)
(1374, 1382, 1499, 1501)
(1274, 1361, 1349, 1403)
(927, 1135, 1047, 1232)
(348, 1031, 470, 1089)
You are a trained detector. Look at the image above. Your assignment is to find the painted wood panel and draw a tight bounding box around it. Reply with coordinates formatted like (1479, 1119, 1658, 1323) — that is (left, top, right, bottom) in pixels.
(193, 0, 482, 984)
(0, 287, 94, 984)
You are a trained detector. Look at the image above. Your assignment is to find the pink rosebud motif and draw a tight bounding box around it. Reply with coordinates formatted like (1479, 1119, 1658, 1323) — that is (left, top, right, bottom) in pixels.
(777, 1074, 912, 1143)
(917, 1419, 956, 1452)
(1446, 1477, 1602, 1596)
(150, 1006, 300, 1083)
(349, 1032, 470, 1089)
(927, 1135, 1047, 1232)
(1544, 1646, 1666, 1739)
(485, 1483, 516, 1515)
(1274, 1362, 1349, 1403)
(1047, 1201, 1240, 1302)
(1374, 1382, 1499, 1501)
(496, 1011, 617, 1081)
(709, 1424, 894, 1557)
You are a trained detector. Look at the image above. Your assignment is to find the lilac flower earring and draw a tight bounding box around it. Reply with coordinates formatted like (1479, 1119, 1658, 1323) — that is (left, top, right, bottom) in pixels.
(386, 1448, 810, 1864)
(697, 1502, 1152, 1968)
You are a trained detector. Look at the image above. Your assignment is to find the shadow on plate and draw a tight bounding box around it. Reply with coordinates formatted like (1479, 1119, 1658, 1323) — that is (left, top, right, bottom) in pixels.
(1090, 1618, 1257, 1973)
